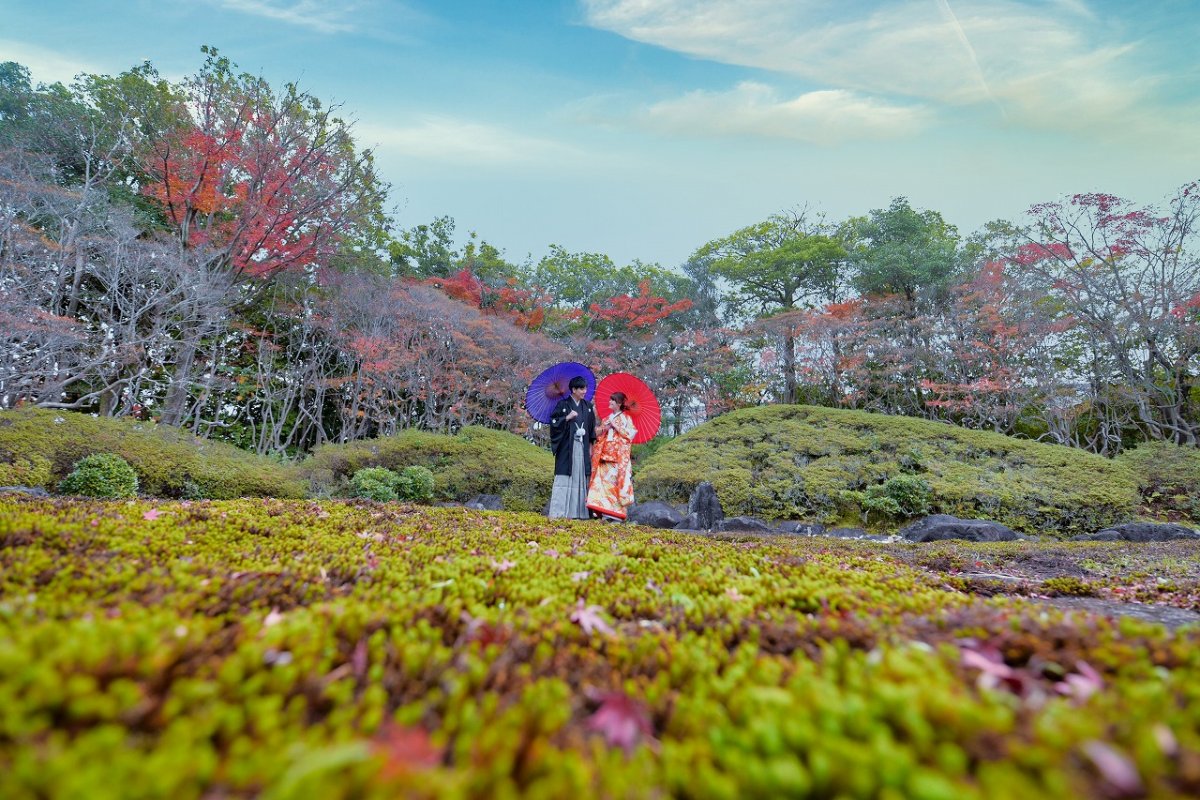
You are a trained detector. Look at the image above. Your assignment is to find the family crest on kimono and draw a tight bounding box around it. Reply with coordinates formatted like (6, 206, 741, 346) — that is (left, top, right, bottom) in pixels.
(586, 391, 636, 521)
(546, 376, 597, 519)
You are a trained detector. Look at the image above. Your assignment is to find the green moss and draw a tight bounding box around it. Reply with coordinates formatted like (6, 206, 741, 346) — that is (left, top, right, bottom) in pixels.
(1116, 440, 1200, 524)
(302, 426, 552, 511)
(636, 406, 1140, 536)
(0, 409, 305, 499)
(2, 496, 1198, 798)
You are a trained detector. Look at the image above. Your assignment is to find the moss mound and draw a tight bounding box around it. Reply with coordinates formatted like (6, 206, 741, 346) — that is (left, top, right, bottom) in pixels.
(302, 426, 552, 511)
(2, 496, 1199, 798)
(635, 405, 1140, 536)
(1116, 440, 1200, 524)
(0, 408, 305, 499)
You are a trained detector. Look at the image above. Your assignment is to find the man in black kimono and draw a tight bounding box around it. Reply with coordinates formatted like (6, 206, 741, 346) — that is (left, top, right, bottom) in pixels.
(547, 376, 596, 519)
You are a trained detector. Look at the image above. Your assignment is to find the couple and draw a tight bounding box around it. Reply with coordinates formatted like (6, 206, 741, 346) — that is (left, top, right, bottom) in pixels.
(546, 376, 635, 521)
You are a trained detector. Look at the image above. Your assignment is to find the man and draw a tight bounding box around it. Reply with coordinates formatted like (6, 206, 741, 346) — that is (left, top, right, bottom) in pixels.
(547, 376, 596, 518)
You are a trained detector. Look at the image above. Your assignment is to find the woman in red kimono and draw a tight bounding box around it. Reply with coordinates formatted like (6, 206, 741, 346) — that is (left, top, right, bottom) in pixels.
(586, 391, 636, 521)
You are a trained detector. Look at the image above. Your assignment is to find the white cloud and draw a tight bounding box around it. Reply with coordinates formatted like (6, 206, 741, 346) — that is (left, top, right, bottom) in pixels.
(641, 82, 928, 143)
(581, 0, 1177, 133)
(215, 0, 357, 33)
(0, 40, 104, 85)
(355, 116, 583, 166)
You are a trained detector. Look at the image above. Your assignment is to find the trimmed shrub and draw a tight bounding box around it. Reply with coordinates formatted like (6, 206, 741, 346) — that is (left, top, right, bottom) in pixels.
(302, 425, 553, 511)
(395, 465, 435, 503)
(58, 453, 139, 498)
(636, 405, 1140, 536)
(862, 475, 932, 520)
(1116, 440, 1200, 524)
(0, 408, 305, 499)
(348, 467, 400, 502)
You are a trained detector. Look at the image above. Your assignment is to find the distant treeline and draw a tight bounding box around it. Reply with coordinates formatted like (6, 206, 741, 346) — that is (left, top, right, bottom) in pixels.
(1, 51, 1197, 456)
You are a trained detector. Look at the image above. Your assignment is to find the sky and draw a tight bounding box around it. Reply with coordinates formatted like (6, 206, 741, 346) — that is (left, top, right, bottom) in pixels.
(3, 0, 1199, 269)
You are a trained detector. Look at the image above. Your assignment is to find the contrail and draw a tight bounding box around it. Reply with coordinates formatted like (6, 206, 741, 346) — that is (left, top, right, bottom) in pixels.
(934, 0, 1008, 119)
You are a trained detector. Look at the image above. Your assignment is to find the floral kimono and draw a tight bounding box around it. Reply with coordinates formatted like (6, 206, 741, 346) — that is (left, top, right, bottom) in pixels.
(586, 411, 636, 520)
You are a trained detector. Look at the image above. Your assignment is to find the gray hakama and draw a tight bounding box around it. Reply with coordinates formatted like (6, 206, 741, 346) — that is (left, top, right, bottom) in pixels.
(547, 426, 589, 519)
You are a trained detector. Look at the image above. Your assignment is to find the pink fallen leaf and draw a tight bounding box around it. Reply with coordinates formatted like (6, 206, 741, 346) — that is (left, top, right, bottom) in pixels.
(586, 690, 656, 754)
(1152, 724, 1178, 757)
(263, 609, 285, 627)
(142, 509, 161, 521)
(491, 558, 516, 573)
(570, 599, 615, 637)
(351, 638, 369, 680)
(571, 571, 591, 582)
(1056, 661, 1104, 701)
(1082, 741, 1143, 796)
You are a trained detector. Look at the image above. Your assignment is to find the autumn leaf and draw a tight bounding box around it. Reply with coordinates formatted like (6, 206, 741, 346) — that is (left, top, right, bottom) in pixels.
(586, 690, 656, 754)
(570, 599, 615, 637)
(1082, 741, 1142, 797)
(142, 509, 162, 521)
(373, 724, 443, 780)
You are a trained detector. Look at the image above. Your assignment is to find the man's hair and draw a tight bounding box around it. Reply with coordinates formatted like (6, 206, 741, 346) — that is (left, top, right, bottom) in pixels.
(568, 376, 587, 390)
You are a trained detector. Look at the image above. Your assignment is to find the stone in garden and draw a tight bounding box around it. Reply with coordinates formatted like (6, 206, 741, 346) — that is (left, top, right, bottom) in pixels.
(1078, 522, 1200, 542)
(778, 521, 827, 536)
(465, 494, 504, 511)
(687, 481, 724, 530)
(0, 486, 50, 497)
(716, 515, 778, 533)
(825, 526, 870, 539)
(900, 514, 1020, 543)
(626, 501, 683, 529)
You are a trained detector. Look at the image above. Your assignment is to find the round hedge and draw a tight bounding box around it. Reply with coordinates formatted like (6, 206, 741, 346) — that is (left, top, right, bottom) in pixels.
(58, 453, 139, 498)
(635, 405, 1140, 536)
(302, 426, 552, 511)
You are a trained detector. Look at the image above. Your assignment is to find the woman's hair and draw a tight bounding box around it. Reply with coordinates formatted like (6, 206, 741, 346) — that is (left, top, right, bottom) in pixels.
(568, 376, 587, 390)
(610, 391, 627, 410)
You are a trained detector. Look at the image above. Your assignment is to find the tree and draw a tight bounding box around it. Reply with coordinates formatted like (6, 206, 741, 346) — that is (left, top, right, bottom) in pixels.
(1013, 184, 1200, 449)
(693, 210, 848, 403)
(846, 197, 963, 306)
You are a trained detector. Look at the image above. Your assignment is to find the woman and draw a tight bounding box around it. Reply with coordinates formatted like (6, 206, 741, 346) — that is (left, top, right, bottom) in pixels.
(547, 376, 596, 519)
(586, 391, 636, 521)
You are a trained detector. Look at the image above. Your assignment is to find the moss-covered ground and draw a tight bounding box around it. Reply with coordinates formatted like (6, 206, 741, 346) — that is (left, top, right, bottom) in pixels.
(635, 405, 1143, 537)
(3, 497, 1200, 799)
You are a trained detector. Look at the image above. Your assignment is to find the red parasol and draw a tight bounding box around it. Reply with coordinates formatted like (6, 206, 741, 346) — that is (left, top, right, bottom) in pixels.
(595, 372, 660, 444)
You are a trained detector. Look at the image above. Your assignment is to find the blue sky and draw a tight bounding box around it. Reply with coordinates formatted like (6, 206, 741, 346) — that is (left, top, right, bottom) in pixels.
(4, 0, 1198, 268)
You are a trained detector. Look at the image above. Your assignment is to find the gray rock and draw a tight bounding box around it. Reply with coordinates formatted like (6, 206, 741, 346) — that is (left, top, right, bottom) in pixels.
(687, 482, 724, 530)
(0, 486, 50, 497)
(900, 514, 1020, 543)
(716, 515, 778, 533)
(1080, 522, 1200, 542)
(825, 526, 870, 539)
(778, 521, 827, 536)
(464, 494, 504, 511)
(627, 501, 684, 529)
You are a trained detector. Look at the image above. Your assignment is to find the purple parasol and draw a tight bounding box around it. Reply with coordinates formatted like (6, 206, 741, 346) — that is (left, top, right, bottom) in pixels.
(525, 362, 596, 423)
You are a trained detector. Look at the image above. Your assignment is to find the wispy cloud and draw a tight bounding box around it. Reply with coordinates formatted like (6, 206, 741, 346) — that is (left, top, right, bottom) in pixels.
(356, 116, 583, 166)
(641, 82, 929, 143)
(581, 0, 1181, 134)
(0, 40, 105, 85)
(215, 0, 357, 34)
